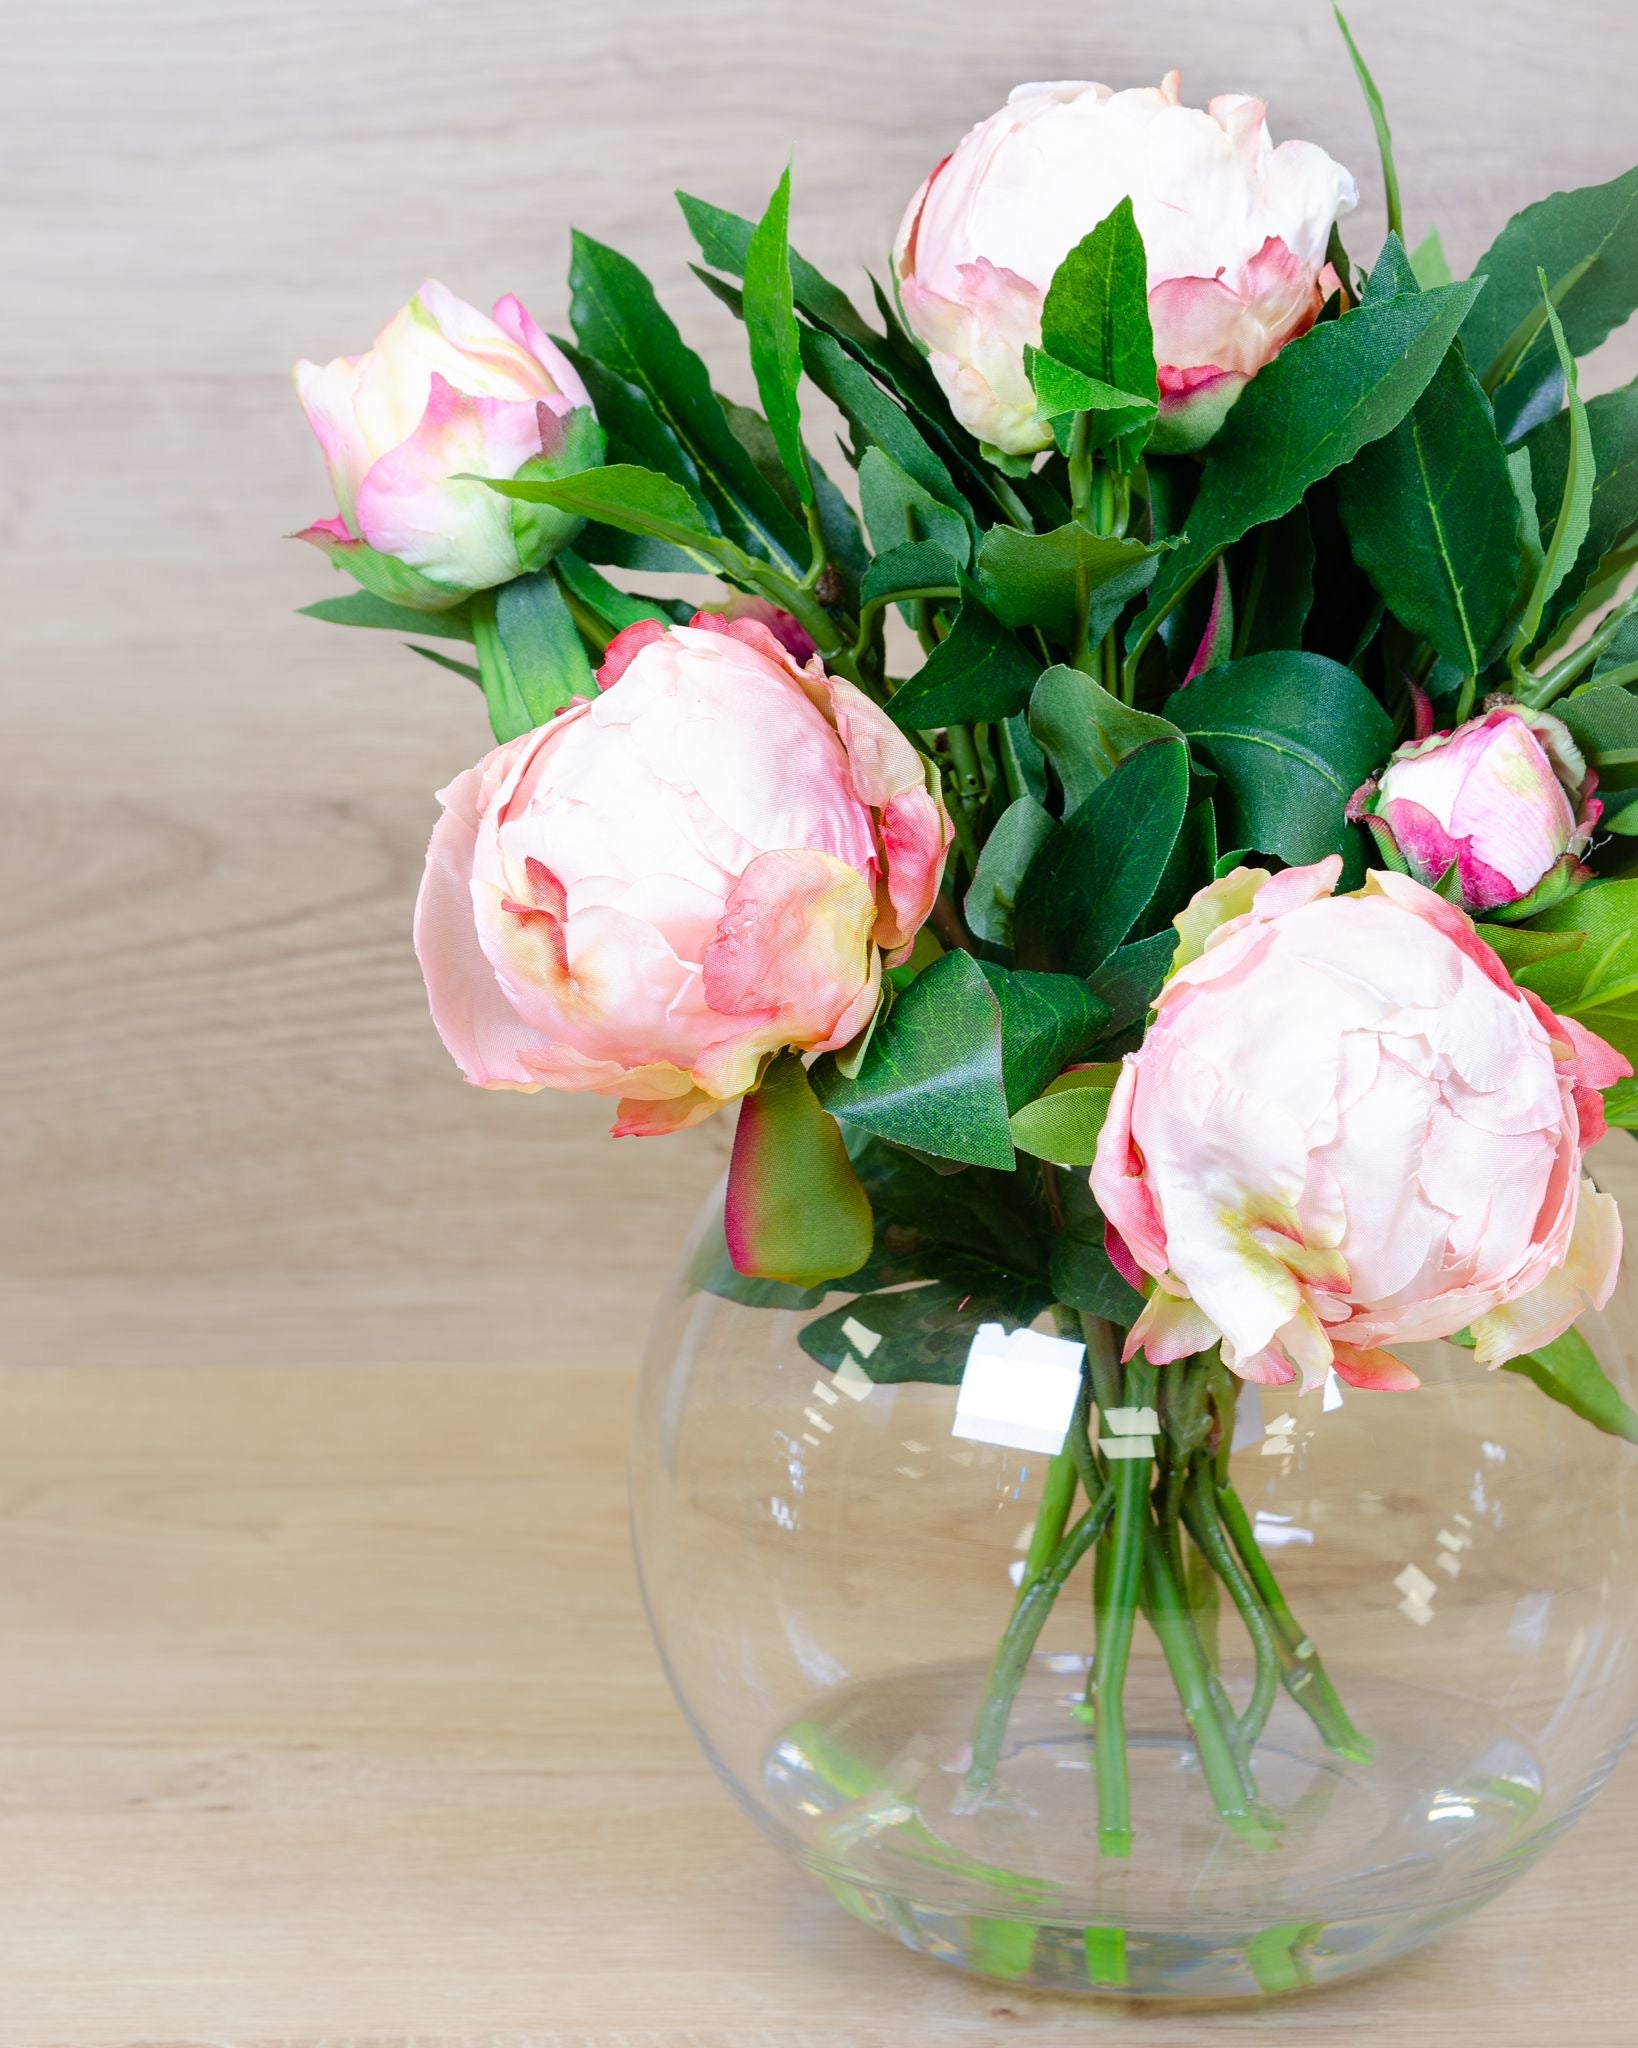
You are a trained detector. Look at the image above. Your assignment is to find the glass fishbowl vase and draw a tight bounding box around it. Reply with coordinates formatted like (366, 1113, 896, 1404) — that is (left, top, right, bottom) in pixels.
(630, 1153, 1638, 2002)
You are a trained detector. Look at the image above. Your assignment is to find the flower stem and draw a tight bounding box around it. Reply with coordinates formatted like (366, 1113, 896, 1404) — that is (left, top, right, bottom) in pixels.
(1090, 1357, 1153, 1857)
(1182, 1466, 1281, 1754)
(1217, 1480, 1372, 1761)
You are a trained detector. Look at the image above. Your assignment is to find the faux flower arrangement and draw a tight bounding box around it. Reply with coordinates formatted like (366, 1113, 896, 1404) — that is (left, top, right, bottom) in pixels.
(293, 17, 1638, 1856)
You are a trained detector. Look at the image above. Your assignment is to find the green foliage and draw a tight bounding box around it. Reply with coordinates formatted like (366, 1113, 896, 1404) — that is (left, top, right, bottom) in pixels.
(886, 600, 1040, 729)
(1337, 239, 1519, 671)
(1503, 1328, 1638, 1445)
(1525, 380, 1638, 638)
(1165, 654, 1393, 879)
(1333, 5, 1403, 242)
(1515, 881, 1638, 1063)
(1510, 283, 1594, 662)
(470, 571, 595, 741)
(742, 167, 813, 507)
(975, 526, 1163, 641)
(1009, 1067, 1119, 1166)
(1463, 165, 1638, 440)
(1028, 666, 1183, 815)
(1040, 198, 1159, 416)
(724, 1054, 873, 1286)
(965, 797, 1056, 949)
(298, 590, 475, 640)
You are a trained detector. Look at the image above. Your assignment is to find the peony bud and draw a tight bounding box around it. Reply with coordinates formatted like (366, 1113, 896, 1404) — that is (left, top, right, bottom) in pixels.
(1091, 859, 1627, 1391)
(293, 281, 601, 610)
(893, 74, 1356, 458)
(413, 612, 951, 1135)
(1352, 702, 1601, 920)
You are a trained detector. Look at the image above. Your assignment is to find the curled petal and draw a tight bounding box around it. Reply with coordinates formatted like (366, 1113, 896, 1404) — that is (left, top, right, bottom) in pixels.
(702, 849, 878, 1048)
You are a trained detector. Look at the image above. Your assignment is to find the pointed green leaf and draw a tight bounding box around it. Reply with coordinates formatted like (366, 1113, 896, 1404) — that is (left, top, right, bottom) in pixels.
(1525, 380, 1638, 638)
(723, 1053, 874, 1287)
(1512, 279, 1594, 660)
(1165, 653, 1393, 879)
(965, 796, 1055, 949)
(857, 445, 971, 566)
(407, 644, 482, 684)
(1028, 664, 1183, 814)
(813, 950, 1014, 1168)
(298, 590, 475, 641)
(1333, 6, 1403, 242)
(1009, 1067, 1121, 1166)
(1086, 931, 1176, 1040)
(977, 964, 1109, 1110)
(1464, 165, 1638, 440)
(1040, 196, 1159, 407)
(1503, 1326, 1638, 1444)
(1602, 1076, 1638, 1127)
(974, 524, 1163, 642)
(743, 167, 812, 506)
(1410, 227, 1453, 289)
(798, 1270, 1055, 1386)
(858, 539, 963, 614)
(1015, 739, 1191, 976)
(470, 570, 595, 742)
(483, 463, 716, 560)
(1514, 879, 1638, 1061)
(553, 550, 681, 642)
(887, 601, 1041, 731)
(1237, 506, 1316, 656)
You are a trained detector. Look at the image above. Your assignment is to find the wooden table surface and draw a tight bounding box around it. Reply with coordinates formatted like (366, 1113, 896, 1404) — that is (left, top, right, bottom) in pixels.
(6, 0, 1638, 2039)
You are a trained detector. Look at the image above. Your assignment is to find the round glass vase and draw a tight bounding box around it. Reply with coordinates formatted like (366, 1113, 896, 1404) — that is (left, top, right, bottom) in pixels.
(631, 1167, 1638, 2002)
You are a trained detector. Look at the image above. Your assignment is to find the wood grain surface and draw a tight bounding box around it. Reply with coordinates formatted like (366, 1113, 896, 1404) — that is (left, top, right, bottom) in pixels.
(5, 0, 1638, 2039)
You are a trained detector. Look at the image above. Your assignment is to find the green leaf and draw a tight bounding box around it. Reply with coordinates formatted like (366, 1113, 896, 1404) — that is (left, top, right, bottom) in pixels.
(887, 601, 1041, 731)
(298, 590, 475, 641)
(798, 1271, 1055, 1386)
(723, 1053, 874, 1287)
(813, 949, 1014, 1168)
(1086, 931, 1175, 1040)
(800, 328, 973, 529)
(469, 571, 595, 742)
(1165, 653, 1394, 879)
(975, 524, 1163, 642)
(1525, 380, 1638, 637)
(688, 1198, 829, 1309)
(1464, 165, 1638, 441)
(1051, 1173, 1145, 1321)
(1515, 879, 1638, 1061)
(1333, 6, 1403, 242)
(1480, 923, 1587, 974)
(484, 463, 716, 558)
(1410, 227, 1453, 290)
(1148, 280, 1483, 617)
(1336, 239, 1519, 671)
(1603, 1076, 1638, 1127)
(857, 445, 971, 567)
(1040, 197, 1159, 410)
(1025, 347, 1156, 451)
(1028, 664, 1183, 814)
(721, 396, 869, 608)
(1236, 506, 1315, 656)
(1009, 1067, 1120, 1166)
(1557, 684, 1638, 770)
(553, 550, 681, 641)
(977, 964, 1109, 1111)
(1512, 280, 1595, 660)
(408, 644, 482, 685)
(1503, 1326, 1638, 1445)
(743, 167, 813, 506)
(1015, 738, 1191, 976)
(569, 232, 806, 569)
(965, 796, 1055, 949)
(859, 539, 962, 615)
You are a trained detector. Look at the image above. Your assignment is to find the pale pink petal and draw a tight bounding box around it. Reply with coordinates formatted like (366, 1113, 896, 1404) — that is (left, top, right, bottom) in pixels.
(702, 849, 878, 1047)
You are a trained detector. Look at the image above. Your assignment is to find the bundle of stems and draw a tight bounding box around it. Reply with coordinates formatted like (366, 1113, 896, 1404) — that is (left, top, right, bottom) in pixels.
(961, 1315, 1371, 1855)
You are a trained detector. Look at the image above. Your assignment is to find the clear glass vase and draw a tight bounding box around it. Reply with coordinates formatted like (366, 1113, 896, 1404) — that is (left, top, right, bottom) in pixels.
(631, 1163, 1638, 2001)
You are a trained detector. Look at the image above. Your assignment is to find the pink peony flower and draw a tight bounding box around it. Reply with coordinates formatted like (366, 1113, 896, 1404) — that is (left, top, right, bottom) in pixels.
(413, 612, 951, 1135)
(893, 74, 1356, 457)
(1353, 702, 1601, 919)
(1091, 859, 1627, 1391)
(293, 281, 596, 609)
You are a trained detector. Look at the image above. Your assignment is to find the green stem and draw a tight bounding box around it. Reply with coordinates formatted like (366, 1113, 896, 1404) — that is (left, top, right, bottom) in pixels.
(799, 496, 828, 591)
(1140, 1522, 1277, 1849)
(1069, 417, 1096, 673)
(1217, 1481, 1372, 1761)
(1090, 1357, 1151, 1858)
(1453, 672, 1478, 723)
(963, 1487, 1114, 1800)
(1520, 594, 1638, 708)
(1182, 1468, 1280, 1754)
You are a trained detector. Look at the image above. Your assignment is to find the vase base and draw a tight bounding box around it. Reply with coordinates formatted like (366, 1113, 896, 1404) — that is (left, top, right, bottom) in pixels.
(759, 1653, 1566, 1999)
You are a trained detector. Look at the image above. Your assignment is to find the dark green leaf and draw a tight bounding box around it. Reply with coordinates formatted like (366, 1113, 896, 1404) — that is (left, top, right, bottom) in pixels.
(484, 464, 716, 557)
(743, 167, 812, 506)
(298, 590, 475, 641)
(1165, 653, 1393, 879)
(1557, 684, 1638, 769)
(721, 397, 869, 608)
(1086, 931, 1175, 1039)
(1526, 380, 1638, 636)
(569, 231, 806, 569)
(1051, 1174, 1145, 1322)
(1464, 165, 1638, 441)
(469, 571, 595, 742)
(1025, 347, 1156, 451)
(1015, 738, 1191, 975)
(857, 446, 971, 566)
(553, 550, 682, 641)
(814, 949, 1014, 1168)
(798, 1272, 1054, 1386)
(1040, 197, 1158, 408)
(1481, 923, 1587, 974)
(1028, 664, 1183, 814)
(1236, 505, 1316, 657)
(553, 336, 717, 514)
(1515, 879, 1638, 1062)
(1337, 239, 1519, 671)
(1410, 227, 1453, 290)
(859, 540, 962, 614)
(1603, 1076, 1638, 1127)
(974, 524, 1163, 641)
(1510, 282, 1594, 661)
(800, 328, 973, 528)
(724, 1053, 874, 1286)
(965, 796, 1055, 948)
(1503, 1326, 1638, 1444)
(1148, 280, 1483, 617)
(976, 964, 1109, 1111)
(887, 601, 1041, 731)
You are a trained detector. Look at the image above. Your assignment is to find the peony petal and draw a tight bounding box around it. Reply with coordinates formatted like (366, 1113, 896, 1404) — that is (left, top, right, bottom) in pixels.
(701, 848, 878, 1048)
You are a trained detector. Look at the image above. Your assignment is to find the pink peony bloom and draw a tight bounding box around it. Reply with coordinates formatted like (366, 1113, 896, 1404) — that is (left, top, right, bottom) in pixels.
(893, 74, 1356, 456)
(293, 281, 596, 609)
(413, 612, 951, 1135)
(1354, 702, 1601, 919)
(1091, 859, 1627, 1391)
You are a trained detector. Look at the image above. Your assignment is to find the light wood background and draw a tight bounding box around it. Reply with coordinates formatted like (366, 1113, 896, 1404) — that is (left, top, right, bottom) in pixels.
(5, 0, 1638, 2040)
